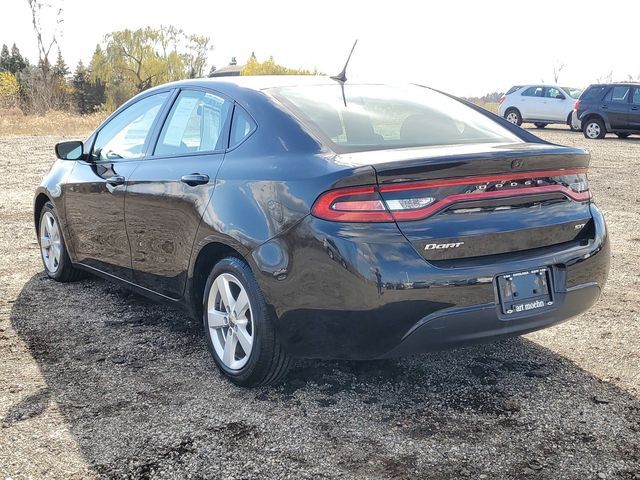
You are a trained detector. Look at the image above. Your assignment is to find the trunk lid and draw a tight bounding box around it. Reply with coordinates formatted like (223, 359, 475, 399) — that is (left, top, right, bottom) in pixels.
(341, 142, 593, 262)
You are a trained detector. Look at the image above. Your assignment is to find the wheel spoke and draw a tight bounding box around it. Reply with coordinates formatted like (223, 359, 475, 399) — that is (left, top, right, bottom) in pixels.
(235, 289, 250, 317)
(236, 325, 252, 354)
(223, 331, 237, 366)
(208, 309, 227, 328)
(217, 275, 234, 311)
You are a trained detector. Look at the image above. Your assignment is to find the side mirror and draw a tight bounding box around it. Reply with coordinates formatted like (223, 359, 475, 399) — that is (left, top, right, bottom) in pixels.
(55, 140, 84, 160)
(556, 94, 565, 100)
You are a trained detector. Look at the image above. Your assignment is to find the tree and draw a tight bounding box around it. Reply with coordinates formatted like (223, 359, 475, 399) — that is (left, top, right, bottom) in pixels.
(73, 59, 105, 114)
(26, 0, 64, 111)
(241, 54, 317, 76)
(52, 48, 69, 78)
(92, 26, 212, 109)
(552, 61, 566, 83)
(0, 71, 20, 108)
(0, 45, 9, 71)
(9, 44, 28, 74)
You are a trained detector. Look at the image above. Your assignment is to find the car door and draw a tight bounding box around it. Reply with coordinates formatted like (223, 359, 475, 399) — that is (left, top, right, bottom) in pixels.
(124, 88, 233, 299)
(519, 86, 544, 119)
(630, 87, 640, 130)
(63, 91, 171, 280)
(544, 87, 568, 121)
(602, 86, 631, 129)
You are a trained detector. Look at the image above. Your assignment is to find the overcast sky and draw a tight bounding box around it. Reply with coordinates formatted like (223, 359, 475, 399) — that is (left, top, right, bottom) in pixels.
(3, 0, 639, 97)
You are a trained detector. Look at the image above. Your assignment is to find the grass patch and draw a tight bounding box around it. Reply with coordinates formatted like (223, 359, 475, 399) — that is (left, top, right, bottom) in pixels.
(0, 109, 106, 136)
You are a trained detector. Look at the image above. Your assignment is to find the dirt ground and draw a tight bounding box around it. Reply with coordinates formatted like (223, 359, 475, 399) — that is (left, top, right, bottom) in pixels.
(0, 127, 638, 479)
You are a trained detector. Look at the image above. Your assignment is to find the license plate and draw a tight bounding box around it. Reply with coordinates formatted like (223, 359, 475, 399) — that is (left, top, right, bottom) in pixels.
(497, 268, 553, 315)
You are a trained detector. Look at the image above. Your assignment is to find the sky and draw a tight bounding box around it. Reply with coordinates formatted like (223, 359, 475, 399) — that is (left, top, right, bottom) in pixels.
(2, 0, 639, 97)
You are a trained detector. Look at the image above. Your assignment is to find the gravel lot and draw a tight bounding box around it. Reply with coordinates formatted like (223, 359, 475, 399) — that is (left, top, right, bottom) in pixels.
(1, 128, 639, 479)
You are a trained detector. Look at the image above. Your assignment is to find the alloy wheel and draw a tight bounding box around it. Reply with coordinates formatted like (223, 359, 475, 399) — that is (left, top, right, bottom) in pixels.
(207, 273, 254, 370)
(40, 211, 62, 273)
(506, 112, 519, 124)
(585, 122, 601, 139)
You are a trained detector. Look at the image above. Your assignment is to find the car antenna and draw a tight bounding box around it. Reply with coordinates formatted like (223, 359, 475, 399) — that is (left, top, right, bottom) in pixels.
(330, 39, 358, 107)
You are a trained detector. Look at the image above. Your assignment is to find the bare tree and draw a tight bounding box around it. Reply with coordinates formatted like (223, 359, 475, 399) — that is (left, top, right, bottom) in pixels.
(596, 71, 613, 84)
(552, 62, 566, 84)
(26, 0, 64, 111)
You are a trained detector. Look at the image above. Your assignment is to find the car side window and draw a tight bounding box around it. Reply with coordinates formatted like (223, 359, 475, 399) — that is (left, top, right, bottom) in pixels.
(545, 87, 563, 99)
(522, 86, 543, 97)
(155, 90, 232, 156)
(606, 86, 630, 104)
(632, 89, 640, 105)
(229, 106, 256, 148)
(92, 92, 169, 161)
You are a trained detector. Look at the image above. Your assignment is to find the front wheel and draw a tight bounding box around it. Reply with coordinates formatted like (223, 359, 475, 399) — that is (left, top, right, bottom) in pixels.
(583, 118, 606, 139)
(203, 256, 291, 387)
(616, 133, 630, 139)
(38, 202, 83, 282)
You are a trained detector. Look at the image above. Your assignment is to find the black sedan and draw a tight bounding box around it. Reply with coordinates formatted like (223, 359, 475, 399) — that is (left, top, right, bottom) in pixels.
(35, 76, 610, 386)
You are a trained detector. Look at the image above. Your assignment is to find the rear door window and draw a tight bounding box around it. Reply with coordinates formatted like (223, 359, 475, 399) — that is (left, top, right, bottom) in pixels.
(606, 86, 631, 104)
(632, 88, 640, 105)
(154, 90, 232, 156)
(521, 86, 544, 97)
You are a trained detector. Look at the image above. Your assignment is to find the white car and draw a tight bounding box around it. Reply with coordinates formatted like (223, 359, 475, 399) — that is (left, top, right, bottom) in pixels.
(498, 85, 582, 130)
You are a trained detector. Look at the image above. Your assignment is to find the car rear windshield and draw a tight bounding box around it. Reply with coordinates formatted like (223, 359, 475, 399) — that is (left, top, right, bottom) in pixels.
(270, 84, 521, 152)
(562, 87, 583, 99)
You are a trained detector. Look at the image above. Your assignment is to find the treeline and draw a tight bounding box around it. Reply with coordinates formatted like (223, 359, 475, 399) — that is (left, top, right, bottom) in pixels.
(0, 24, 316, 116)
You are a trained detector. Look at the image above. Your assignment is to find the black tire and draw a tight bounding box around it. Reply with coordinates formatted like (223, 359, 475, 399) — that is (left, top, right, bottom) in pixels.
(616, 133, 630, 139)
(504, 108, 522, 126)
(38, 202, 84, 282)
(583, 117, 606, 139)
(534, 122, 548, 129)
(202, 256, 291, 387)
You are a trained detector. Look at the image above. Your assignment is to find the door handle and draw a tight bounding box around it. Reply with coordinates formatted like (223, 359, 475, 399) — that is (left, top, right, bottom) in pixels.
(601, 105, 608, 110)
(632, 106, 639, 111)
(106, 175, 125, 186)
(181, 173, 209, 186)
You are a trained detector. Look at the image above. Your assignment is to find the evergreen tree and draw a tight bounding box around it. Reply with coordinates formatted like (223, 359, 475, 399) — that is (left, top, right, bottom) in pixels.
(0, 45, 9, 71)
(72, 60, 89, 113)
(9, 44, 28, 74)
(52, 49, 69, 78)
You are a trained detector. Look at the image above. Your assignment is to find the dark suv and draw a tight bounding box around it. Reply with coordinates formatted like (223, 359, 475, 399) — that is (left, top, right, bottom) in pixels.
(576, 83, 640, 139)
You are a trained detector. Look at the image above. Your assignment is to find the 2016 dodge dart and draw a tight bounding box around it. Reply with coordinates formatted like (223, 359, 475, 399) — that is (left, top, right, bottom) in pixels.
(34, 76, 610, 386)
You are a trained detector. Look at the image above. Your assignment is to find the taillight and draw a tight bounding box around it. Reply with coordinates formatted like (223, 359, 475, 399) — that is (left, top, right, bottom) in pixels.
(574, 100, 580, 111)
(311, 186, 393, 222)
(498, 95, 506, 104)
(312, 169, 590, 223)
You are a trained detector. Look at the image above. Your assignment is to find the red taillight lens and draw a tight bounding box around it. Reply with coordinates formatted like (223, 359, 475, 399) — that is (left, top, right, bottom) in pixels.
(574, 100, 580, 111)
(311, 169, 590, 223)
(498, 95, 506, 104)
(311, 186, 393, 222)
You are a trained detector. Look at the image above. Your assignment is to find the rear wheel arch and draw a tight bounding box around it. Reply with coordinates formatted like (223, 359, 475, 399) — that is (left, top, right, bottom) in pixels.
(189, 241, 246, 318)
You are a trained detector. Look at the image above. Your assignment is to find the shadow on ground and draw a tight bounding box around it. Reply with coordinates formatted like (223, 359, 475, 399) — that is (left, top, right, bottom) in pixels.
(6, 273, 640, 479)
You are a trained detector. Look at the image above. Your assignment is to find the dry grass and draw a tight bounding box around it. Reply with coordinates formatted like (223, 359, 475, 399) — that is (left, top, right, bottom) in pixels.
(470, 101, 500, 114)
(0, 109, 106, 137)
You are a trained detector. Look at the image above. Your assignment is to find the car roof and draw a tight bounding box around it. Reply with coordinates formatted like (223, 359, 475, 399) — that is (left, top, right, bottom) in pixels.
(587, 82, 640, 87)
(153, 75, 339, 93)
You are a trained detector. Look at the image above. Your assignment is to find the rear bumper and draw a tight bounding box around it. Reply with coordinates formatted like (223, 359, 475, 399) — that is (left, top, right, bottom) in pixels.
(381, 282, 600, 358)
(251, 204, 610, 360)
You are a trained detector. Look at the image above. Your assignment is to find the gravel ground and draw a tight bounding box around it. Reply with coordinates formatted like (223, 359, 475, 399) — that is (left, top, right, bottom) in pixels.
(0, 128, 639, 479)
